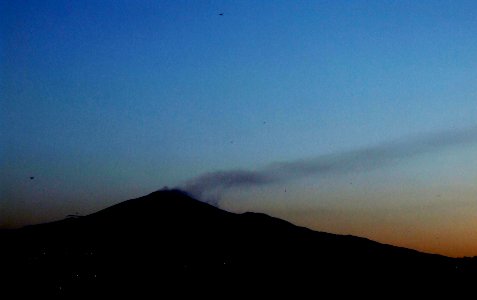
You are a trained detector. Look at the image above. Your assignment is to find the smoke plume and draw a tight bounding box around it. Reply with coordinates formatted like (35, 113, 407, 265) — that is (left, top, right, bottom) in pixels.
(181, 126, 477, 205)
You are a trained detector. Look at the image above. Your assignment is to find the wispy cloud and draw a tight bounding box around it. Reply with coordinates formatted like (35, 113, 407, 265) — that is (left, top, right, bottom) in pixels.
(181, 126, 477, 205)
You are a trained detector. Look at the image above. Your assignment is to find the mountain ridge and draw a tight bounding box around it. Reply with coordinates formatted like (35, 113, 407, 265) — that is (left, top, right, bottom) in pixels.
(1, 189, 475, 297)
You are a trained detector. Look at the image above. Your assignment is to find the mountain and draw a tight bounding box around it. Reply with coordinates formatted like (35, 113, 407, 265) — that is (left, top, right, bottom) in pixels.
(1, 189, 476, 297)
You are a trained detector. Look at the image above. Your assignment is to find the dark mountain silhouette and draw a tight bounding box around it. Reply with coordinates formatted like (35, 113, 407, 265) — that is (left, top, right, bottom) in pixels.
(1, 189, 476, 297)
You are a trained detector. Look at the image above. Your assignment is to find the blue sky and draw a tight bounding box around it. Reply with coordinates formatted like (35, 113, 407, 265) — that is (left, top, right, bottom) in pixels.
(2, 1, 477, 256)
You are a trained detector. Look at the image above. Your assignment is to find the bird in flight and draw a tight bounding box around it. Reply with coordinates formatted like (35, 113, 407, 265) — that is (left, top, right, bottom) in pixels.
(218, 13, 224, 16)
(29, 176, 34, 180)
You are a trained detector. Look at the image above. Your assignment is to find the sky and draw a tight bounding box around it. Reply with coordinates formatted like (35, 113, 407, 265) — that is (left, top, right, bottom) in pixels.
(2, 0, 477, 257)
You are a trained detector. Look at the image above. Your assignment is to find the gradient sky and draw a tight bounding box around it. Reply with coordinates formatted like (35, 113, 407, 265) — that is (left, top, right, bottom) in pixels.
(2, 0, 477, 257)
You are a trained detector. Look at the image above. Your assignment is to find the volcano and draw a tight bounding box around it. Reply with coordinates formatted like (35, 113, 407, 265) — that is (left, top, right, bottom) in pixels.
(1, 189, 475, 297)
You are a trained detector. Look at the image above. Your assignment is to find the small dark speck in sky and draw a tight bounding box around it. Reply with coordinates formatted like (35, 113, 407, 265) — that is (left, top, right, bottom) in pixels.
(30, 177, 34, 180)
(218, 13, 224, 16)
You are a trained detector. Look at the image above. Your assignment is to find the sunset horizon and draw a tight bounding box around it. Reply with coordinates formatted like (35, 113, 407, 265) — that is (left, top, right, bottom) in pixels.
(3, 1, 477, 260)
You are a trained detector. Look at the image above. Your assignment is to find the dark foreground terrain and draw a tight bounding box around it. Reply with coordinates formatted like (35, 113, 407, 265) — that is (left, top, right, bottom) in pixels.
(1, 189, 476, 297)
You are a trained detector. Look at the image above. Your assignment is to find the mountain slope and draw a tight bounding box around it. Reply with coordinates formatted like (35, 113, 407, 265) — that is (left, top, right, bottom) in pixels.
(1, 189, 475, 297)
